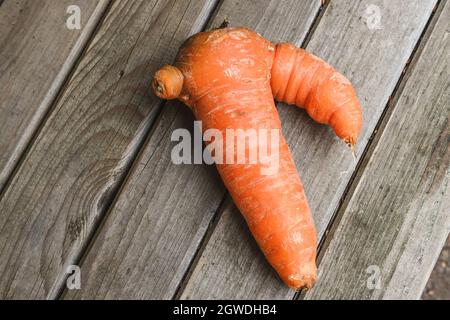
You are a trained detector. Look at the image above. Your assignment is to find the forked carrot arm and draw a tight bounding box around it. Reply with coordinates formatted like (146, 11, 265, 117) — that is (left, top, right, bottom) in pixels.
(152, 27, 363, 290)
(271, 43, 363, 146)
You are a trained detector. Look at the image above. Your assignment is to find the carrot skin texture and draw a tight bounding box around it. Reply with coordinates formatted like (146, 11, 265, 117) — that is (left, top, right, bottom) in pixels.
(173, 28, 317, 290)
(271, 43, 363, 146)
(152, 27, 362, 290)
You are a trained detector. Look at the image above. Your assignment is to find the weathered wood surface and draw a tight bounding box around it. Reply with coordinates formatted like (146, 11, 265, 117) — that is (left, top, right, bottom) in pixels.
(65, 0, 323, 300)
(181, 0, 439, 299)
(305, 1, 450, 300)
(0, 0, 218, 299)
(2, 0, 446, 301)
(0, 0, 108, 192)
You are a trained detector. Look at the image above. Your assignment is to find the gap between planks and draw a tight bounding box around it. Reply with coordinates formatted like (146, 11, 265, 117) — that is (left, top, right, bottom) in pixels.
(50, 0, 165, 299)
(296, 0, 447, 300)
(304, 0, 449, 299)
(0, 0, 112, 197)
(0, 0, 220, 299)
(56, 0, 223, 300)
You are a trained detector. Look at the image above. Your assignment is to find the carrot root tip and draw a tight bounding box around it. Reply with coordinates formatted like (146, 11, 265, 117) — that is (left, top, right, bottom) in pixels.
(343, 137, 358, 159)
(288, 275, 316, 292)
(350, 144, 357, 160)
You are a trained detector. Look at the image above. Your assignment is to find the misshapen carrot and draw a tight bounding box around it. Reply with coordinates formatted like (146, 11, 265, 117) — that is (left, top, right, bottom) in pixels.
(152, 28, 363, 290)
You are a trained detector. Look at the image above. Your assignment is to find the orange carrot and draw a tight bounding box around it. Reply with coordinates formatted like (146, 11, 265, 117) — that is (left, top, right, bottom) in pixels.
(271, 43, 363, 146)
(152, 27, 363, 290)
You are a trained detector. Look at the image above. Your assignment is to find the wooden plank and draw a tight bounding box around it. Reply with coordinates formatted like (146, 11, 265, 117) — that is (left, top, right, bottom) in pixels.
(305, 1, 450, 300)
(181, 0, 439, 299)
(0, 0, 109, 192)
(0, 0, 218, 299)
(64, 0, 323, 300)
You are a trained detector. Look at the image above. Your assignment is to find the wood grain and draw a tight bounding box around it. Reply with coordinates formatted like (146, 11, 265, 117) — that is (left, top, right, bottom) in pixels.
(0, 0, 217, 299)
(0, 0, 109, 192)
(305, 1, 450, 300)
(181, 0, 439, 299)
(64, 0, 323, 300)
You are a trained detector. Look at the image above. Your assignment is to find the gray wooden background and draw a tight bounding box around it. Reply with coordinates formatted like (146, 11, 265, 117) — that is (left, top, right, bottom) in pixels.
(0, 0, 448, 299)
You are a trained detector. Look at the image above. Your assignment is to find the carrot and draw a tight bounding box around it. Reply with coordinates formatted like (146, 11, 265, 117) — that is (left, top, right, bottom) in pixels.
(271, 43, 363, 146)
(152, 27, 363, 290)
